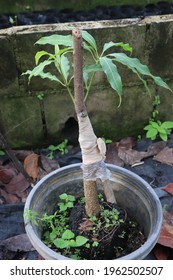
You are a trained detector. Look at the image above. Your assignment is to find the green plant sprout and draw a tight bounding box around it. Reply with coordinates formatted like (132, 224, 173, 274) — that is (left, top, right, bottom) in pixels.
(36, 92, 44, 100)
(58, 193, 76, 212)
(144, 95, 173, 141)
(47, 139, 69, 159)
(0, 150, 5, 156)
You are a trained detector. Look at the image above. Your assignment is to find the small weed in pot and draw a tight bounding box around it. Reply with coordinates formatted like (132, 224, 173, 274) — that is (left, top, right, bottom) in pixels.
(25, 193, 145, 259)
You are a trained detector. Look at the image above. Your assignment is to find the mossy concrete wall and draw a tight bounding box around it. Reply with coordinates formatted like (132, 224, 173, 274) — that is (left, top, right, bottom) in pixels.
(0, 15, 173, 148)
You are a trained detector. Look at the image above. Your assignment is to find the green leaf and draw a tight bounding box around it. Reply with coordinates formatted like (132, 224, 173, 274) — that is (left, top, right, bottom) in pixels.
(161, 121, 173, 129)
(109, 53, 172, 91)
(102, 41, 132, 55)
(62, 230, 75, 240)
(60, 55, 70, 82)
(67, 202, 73, 208)
(35, 51, 50, 65)
(35, 34, 73, 47)
(53, 238, 69, 249)
(81, 30, 97, 52)
(59, 193, 68, 200)
(146, 127, 158, 139)
(0, 150, 5, 156)
(67, 195, 75, 202)
(40, 71, 62, 83)
(50, 229, 57, 241)
(22, 60, 53, 82)
(99, 57, 122, 101)
(75, 236, 88, 247)
(150, 121, 159, 129)
(158, 127, 167, 134)
(48, 144, 56, 151)
(83, 64, 103, 73)
(159, 133, 168, 141)
(69, 239, 76, 247)
(143, 124, 153, 131)
(58, 203, 67, 212)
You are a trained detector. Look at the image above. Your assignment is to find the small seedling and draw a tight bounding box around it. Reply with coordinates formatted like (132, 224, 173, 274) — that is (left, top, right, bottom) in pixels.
(47, 139, 69, 159)
(144, 95, 173, 141)
(144, 120, 173, 141)
(0, 150, 5, 156)
(58, 193, 75, 212)
(36, 92, 44, 100)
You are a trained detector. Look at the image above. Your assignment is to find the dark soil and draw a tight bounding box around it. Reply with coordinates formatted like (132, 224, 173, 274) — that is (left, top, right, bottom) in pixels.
(1, 1, 173, 29)
(68, 201, 145, 260)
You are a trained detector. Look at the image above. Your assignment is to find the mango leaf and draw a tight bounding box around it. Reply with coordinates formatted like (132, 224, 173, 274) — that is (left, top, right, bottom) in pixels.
(60, 55, 70, 82)
(83, 64, 103, 73)
(109, 53, 172, 91)
(22, 60, 53, 82)
(38, 71, 62, 83)
(99, 56, 122, 100)
(62, 230, 75, 240)
(102, 41, 132, 55)
(35, 34, 73, 47)
(81, 30, 97, 52)
(35, 51, 51, 65)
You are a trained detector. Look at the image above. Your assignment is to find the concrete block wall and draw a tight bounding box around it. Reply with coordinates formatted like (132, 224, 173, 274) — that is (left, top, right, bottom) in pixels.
(0, 15, 173, 148)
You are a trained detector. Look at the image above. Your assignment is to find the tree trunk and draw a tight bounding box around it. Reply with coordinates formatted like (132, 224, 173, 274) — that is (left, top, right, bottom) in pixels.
(72, 28, 100, 217)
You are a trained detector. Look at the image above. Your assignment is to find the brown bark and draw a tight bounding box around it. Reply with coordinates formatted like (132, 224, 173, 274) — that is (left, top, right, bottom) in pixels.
(72, 28, 100, 216)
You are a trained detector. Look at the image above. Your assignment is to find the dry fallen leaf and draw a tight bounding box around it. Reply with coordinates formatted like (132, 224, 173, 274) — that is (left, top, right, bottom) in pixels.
(4, 173, 30, 194)
(105, 142, 124, 166)
(0, 165, 17, 184)
(0, 233, 34, 252)
(41, 154, 60, 173)
(78, 219, 93, 232)
(154, 147, 173, 165)
(24, 153, 39, 181)
(162, 183, 173, 196)
(0, 188, 20, 203)
(118, 148, 147, 166)
(157, 210, 173, 249)
(118, 137, 136, 149)
(153, 243, 173, 260)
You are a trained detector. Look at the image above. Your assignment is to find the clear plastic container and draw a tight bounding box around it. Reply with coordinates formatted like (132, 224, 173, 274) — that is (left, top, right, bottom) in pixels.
(24, 163, 162, 260)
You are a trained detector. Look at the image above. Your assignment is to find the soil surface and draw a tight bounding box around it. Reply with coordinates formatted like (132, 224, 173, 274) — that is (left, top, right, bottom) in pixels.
(69, 201, 145, 259)
(0, 1, 173, 29)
